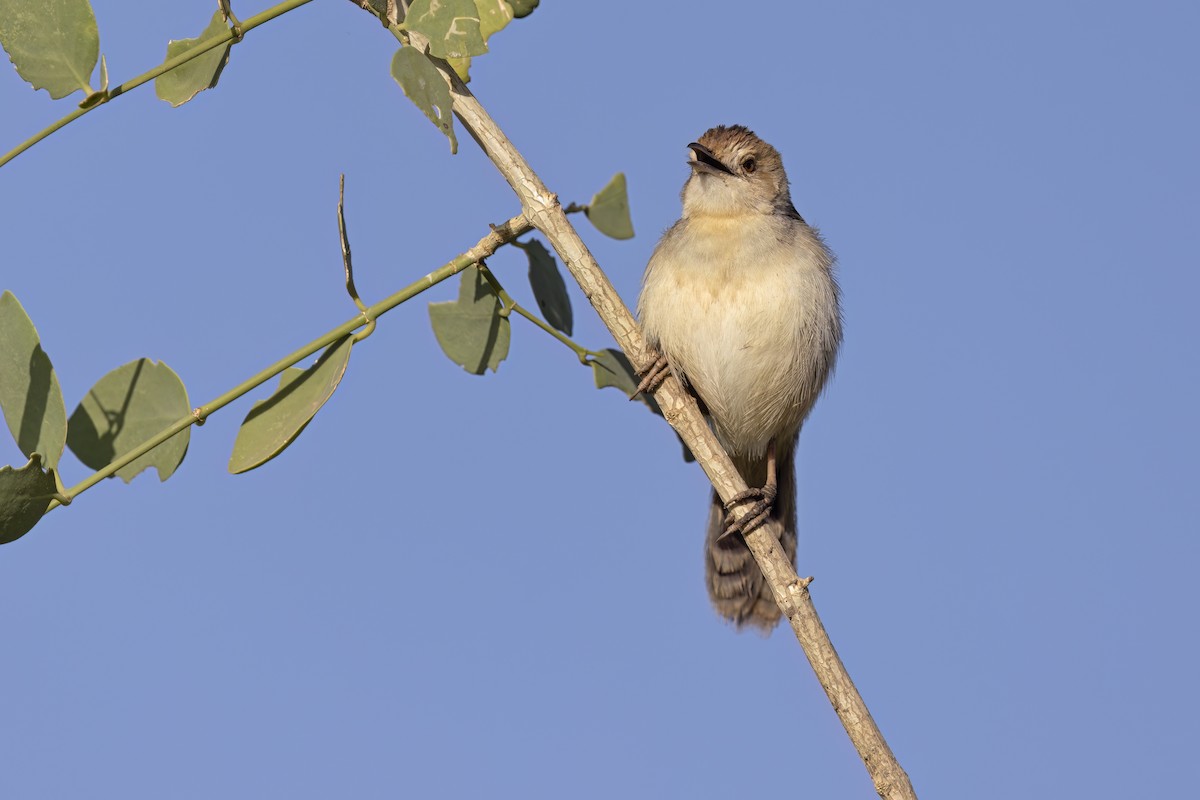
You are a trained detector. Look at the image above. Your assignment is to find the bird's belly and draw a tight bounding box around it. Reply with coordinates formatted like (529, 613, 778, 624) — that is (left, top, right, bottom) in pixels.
(662, 272, 810, 458)
(639, 214, 839, 459)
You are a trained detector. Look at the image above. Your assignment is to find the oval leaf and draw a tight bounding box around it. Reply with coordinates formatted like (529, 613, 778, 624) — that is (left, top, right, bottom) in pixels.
(525, 240, 572, 336)
(391, 46, 458, 154)
(66, 359, 190, 483)
(586, 173, 635, 240)
(0, 0, 99, 99)
(0, 454, 57, 545)
(229, 336, 354, 475)
(405, 0, 487, 59)
(429, 266, 510, 374)
(154, 10, 232, 108)
(0, 291, 67, 471)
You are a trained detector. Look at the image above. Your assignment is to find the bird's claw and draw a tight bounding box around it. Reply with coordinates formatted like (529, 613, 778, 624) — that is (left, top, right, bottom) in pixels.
(634, 351, 671, 397)
(718, 484, 777, 542)
(718, 439, 780, 542)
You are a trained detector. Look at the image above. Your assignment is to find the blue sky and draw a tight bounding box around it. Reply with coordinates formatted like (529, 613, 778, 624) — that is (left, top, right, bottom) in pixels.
(2, 1, 1197, 797)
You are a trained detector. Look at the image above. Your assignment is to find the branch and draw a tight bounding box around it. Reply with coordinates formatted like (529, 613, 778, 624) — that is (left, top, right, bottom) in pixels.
(391, 27, 918, 800)
(48, 213, 531, 511)
(0, 0, 316, 169)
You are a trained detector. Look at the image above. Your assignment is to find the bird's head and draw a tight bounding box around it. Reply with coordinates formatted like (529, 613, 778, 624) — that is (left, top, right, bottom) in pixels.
(681, 125, 792, 218)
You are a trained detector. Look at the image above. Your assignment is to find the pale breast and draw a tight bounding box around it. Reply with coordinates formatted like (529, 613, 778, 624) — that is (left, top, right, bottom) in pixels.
(639, 214, 839, 458)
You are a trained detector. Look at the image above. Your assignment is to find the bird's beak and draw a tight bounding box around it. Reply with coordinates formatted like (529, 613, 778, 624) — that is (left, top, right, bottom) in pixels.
(688, 142, 734, 175)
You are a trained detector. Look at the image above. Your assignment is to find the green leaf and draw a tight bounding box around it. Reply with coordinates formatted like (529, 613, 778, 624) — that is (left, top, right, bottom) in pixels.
(590, 348, 692, 461)
(66, 359, 190, 483)
(447, 55, 471, 83)
(591, 346, 663, 414)
(586, 173, 635, 240)
(404, 0, 487, 59)
(0, 454, 56, 545)
(474, 0, 513, 41)
(154, 10, 232, 108)
(229, 336, 353, 475)
(590, 347, 638, 398)
(509, 0, 538, 19)
(525, 240, 573, 336)
(0, 291, 67, 471)
(591, 348, 638, 397)
(0, 0, 99, 99)
(442, 1, 511, 83)
(391, 45, 458, 154)
(429, 266, 510, 374)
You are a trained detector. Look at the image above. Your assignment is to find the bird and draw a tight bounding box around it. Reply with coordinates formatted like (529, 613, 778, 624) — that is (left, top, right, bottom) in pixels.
(637, 124, 842, 631)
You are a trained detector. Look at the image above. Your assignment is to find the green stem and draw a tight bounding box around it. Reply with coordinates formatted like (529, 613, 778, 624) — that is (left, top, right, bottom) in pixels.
(475, 264, 597, 365)
(0, 0, 316, 169)
(48, 213, 532, 510)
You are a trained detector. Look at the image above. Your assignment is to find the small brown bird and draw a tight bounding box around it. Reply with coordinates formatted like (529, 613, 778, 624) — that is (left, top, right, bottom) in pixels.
(638, 125, 842, 631)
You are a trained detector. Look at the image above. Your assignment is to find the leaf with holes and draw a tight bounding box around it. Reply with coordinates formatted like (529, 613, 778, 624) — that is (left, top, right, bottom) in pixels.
(392, 45, 457, 153)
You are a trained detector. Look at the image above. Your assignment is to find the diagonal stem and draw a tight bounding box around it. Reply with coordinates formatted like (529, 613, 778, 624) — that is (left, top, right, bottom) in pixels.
(475, 262, 596, 364)
(47, 213, 532, 511)
(1, 0, 317, 169)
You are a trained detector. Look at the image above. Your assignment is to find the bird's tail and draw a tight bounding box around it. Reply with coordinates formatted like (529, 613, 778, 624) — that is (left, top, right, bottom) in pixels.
(704, 446, 797, 632)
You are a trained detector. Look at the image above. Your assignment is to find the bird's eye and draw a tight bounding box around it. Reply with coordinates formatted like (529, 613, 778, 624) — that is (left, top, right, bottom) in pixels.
(742, 157, 757, 174)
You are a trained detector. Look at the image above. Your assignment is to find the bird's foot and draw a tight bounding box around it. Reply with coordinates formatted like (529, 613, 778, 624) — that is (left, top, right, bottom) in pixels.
(634, 348, 671, 397)
(719, 483, 777, 541)
(719, 439, 779, 541)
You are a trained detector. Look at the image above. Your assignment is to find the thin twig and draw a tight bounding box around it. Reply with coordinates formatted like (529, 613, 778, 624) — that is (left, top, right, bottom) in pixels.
(46, 213, 532, 512)
(475, 261, 595, 364)
(338, 174, 376, 340)
(0, 0, 315, 169)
